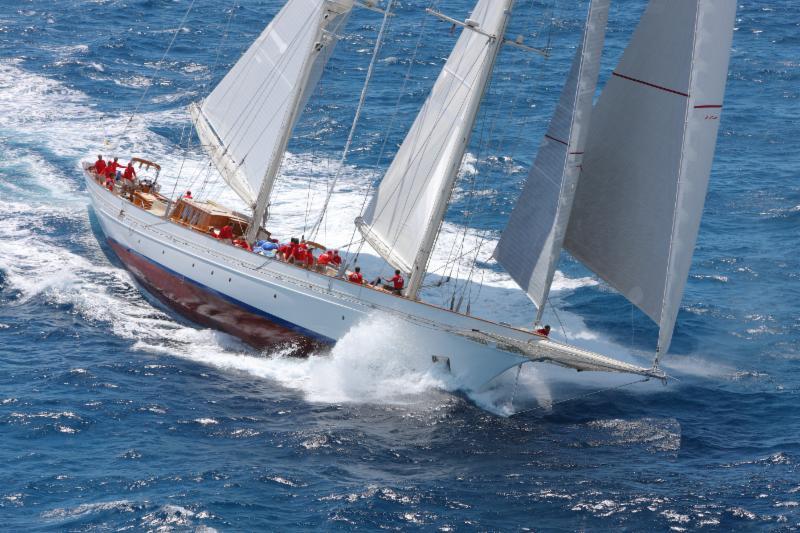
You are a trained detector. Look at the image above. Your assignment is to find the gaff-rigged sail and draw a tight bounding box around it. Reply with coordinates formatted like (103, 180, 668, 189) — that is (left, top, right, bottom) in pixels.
(494, 0, 609, 322)
(564, 0, 737, 356)
(191, 0, 354, 208)
(356, 0, 513, 298)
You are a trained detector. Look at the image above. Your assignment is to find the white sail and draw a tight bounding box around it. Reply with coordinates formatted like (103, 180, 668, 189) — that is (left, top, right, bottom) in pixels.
(564, 0, 736, 355)
(493, 0, 609, 320)
(191, 0, 353, 207)
(356, 0, 513, 297)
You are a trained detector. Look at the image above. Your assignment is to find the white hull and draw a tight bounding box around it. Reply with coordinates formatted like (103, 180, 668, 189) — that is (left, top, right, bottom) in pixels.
(85, 171, 659, 398)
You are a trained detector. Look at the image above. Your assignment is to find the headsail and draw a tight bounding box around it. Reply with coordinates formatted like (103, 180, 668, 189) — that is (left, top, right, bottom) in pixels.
(494, 0, 609, 322)
(191, 0, 354, 208)
(564, 0, 736, 355)
(356, 0, 513, 298)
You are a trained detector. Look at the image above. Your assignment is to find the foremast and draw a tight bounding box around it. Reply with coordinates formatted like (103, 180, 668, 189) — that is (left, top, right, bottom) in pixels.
(189, 0, 355, 242)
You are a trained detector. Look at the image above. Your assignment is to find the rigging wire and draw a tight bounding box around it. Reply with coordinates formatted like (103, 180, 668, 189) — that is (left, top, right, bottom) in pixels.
(118, 0, 198, 146)
(344, 0, 439, 264)
(444, 0, 555, 309)
(308, 0, 396, 241)
(510, 377, 652, 418)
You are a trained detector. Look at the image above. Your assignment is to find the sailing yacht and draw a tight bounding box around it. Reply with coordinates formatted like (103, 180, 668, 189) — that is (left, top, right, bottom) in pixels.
(84, 0, 736, 396)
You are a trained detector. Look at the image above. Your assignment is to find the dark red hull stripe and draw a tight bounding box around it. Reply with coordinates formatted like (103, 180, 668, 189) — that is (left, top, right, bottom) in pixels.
(612, 71, 689, 98)
(694, 104, 723, 109)
(544, 134, 569, 146)
(107, 238, 335, 350)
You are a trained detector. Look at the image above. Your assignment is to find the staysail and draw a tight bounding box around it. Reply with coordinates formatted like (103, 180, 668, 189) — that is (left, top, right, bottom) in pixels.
(494, 0, 609, 322)
(191, 0, 354, 209)
(564, 0, 737, 356)
(356, 0, 513, 298)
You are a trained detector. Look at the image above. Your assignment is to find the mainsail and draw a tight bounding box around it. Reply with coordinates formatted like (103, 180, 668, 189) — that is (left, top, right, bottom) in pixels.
(563, 0, 737, 356)
(191, 0, 354, 209)
(494, 0, 609, 322)
(356, 0, 513, 298)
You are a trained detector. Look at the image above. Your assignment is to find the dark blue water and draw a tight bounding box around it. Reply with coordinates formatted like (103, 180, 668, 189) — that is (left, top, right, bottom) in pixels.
(1, 0, 799, 530)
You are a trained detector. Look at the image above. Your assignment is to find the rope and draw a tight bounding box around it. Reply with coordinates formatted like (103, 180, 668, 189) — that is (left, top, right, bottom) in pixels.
(510, 377, 652, 418)
(309, 0, 395, 241)
(344, 0, 437, 264)
(118, 0, 198, 145)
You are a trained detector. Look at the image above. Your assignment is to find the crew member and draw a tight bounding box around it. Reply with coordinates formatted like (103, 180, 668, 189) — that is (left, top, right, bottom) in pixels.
(331, 250, 342, 267)
(536, 324, 551, 337)
(94, 155, 106, 176)
(105, 157, 122, 180)
(387, 270, 405, 294)
(317, 250, 332, 267)
(122, 162, 137, 181)
(348, 266, 364, 285)
(184, 190, 193, 199)
(217, 224, 234, 240)
(373, 269, 404, 294)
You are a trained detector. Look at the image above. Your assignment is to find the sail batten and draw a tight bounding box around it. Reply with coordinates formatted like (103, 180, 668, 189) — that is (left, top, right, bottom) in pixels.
(357, 0, 512, 298)
(494, 0, 610, 319)
(193, 0, 354, 211)
(563, 0, 737, 355)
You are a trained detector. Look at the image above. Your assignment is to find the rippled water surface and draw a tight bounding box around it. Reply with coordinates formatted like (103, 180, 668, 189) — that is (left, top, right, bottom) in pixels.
(1, 0, 799, 530)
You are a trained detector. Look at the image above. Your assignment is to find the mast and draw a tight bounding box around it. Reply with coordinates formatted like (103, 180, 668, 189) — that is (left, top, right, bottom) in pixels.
(246, 2, 352, 242)
(404, 1, 513, 299)
(356, 0, 514, 300)
(189, 0, 354, 239)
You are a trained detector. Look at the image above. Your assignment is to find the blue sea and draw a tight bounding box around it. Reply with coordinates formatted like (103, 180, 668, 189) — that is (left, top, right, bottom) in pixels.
(1, 0, 799, 530)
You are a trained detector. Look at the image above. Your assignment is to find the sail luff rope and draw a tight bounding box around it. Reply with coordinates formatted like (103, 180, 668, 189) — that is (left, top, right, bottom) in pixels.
(308, 0, 396, 241)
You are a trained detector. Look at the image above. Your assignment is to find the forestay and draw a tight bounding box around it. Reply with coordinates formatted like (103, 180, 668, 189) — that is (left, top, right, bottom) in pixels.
(191, 0, 354, 207)
(494, 0, 609, 322)
(356, 0, 513, 297)
(564, 0, 737, 355)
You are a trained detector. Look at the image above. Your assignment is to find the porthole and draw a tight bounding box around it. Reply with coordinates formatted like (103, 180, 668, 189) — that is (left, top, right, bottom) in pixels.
(192, 263, 195, 267)
(162, 250, 165, 255)
(273, 294, 277, 299)
(341, 315, 345, 321)
(211, 270, 214, 275)
(228, 277, 232, 283)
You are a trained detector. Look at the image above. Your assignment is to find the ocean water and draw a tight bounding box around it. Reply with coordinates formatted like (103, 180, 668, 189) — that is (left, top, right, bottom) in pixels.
(1, 0, 799, 530)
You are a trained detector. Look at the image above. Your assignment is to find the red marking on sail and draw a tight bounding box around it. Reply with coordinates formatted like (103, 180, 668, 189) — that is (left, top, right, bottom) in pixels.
(612, 72, 689, 98)
(545, 134, 569, 146)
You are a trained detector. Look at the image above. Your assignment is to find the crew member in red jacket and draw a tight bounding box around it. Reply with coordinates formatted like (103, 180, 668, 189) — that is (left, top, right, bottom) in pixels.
(217, 225, 234, 240)
(105, 157, 122, 180)
(122, 162, 137, 181)
(536, 325, 551, 337)
(348, 266, 364, 285)
(94, 155, 106, 175)
(373, 269, 404, 294)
